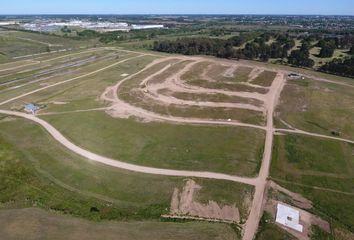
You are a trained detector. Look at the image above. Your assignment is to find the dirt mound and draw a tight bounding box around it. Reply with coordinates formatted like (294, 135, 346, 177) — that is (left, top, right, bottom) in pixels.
(169, 179, 240, 223)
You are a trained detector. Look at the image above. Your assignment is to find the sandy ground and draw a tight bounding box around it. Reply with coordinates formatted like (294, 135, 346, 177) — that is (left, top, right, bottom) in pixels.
(170, 179, 240, 223)
(248, 68, 264, 82)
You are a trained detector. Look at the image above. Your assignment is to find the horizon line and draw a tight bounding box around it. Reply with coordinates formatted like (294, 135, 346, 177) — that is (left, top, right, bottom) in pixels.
(1, 13, 354, 16)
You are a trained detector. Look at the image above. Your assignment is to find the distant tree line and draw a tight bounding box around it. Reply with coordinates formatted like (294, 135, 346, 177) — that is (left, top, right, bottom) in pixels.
(320, 57, 354, 78)
(153, 33, 296, 61)
(74, 28, 203, 44)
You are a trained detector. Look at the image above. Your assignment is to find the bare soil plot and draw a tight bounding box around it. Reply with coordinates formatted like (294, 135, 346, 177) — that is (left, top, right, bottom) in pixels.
(114, 57, 267, 125)
(169, 179, 240, 223)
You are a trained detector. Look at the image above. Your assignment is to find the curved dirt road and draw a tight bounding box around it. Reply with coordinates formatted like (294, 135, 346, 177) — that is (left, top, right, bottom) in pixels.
(0, 109, 257, 186)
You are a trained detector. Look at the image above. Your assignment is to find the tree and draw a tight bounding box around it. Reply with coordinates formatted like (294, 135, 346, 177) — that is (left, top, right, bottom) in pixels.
(320, 57, 354, 78)
(349, 46, 354, 55)
(288, 49, 314, 68)
(318, 45, 335, 58)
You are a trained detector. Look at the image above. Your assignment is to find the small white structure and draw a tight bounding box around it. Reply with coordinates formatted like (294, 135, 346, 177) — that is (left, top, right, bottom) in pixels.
(276, 203, 303, 232)
(24, 103, 40, 115)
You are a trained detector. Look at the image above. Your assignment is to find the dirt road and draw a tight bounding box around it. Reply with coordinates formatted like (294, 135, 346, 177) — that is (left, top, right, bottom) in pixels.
(276, 128, 354, 144)
(242, 72, 286, 240)
(0, 109, 257, 185)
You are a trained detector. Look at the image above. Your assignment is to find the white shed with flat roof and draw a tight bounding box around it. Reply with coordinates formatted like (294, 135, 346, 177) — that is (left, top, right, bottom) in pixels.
(276, 203, 303, 232)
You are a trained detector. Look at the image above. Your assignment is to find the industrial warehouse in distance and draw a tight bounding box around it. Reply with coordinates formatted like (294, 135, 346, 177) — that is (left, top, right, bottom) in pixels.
(0, 1, 353, 240)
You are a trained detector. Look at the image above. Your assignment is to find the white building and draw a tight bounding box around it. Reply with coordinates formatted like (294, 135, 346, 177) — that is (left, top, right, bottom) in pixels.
(0, 21, 17, 26)
(131, 24, 164, 30)
(276, 203, 303, 232)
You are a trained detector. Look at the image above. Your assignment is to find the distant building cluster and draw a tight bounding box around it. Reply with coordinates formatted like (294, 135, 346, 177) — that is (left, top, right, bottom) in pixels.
(20, 20, 164, 32)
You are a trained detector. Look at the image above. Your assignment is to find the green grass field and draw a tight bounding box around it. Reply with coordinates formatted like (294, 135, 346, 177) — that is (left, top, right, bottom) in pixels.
(255, 213, 296, 240)
(0, 208, 238, 240)
(41, 111, 265, 176)
(0, 30, 97, 62)
(0, 115, 253, 224)
(275, 78, 354, 139)
(270, 133, 354, 233)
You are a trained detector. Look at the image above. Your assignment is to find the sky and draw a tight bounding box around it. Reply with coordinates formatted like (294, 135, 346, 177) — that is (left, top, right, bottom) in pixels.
(1, 0, 354, 15)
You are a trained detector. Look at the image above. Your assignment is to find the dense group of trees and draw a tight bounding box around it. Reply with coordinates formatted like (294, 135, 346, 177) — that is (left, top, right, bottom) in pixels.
(320, 57, 354, 78)
(72, 27, 198, 44)
(153, 33, 296, 61)
(317, 39, 336, 58)
(153, 37, 236, 58)
(153, 32, 354, 74)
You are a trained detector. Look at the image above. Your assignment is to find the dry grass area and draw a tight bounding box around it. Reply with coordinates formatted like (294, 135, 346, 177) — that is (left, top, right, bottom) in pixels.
(251, 71, 277, 87)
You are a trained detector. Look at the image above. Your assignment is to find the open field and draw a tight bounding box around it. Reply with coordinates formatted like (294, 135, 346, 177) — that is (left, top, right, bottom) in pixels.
(275, 77, 354, 139)
(255, 213, 296, 240)
(0, 30, 97, 62)
(0, 115, 253, 225)
(0, 32, 353, 240)
(0, 49, 140, 104)
(0, 45, 289, 240)
(270, 133, 354, 234)
(41, 111, 265, 176)
(1, 52, 155, 112)
(0, 208, 238, 240)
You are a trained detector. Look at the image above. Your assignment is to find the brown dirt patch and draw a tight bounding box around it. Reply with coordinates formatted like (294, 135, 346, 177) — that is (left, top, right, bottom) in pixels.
(169, 179, 240, 223)
(268, 180, 313, 209)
